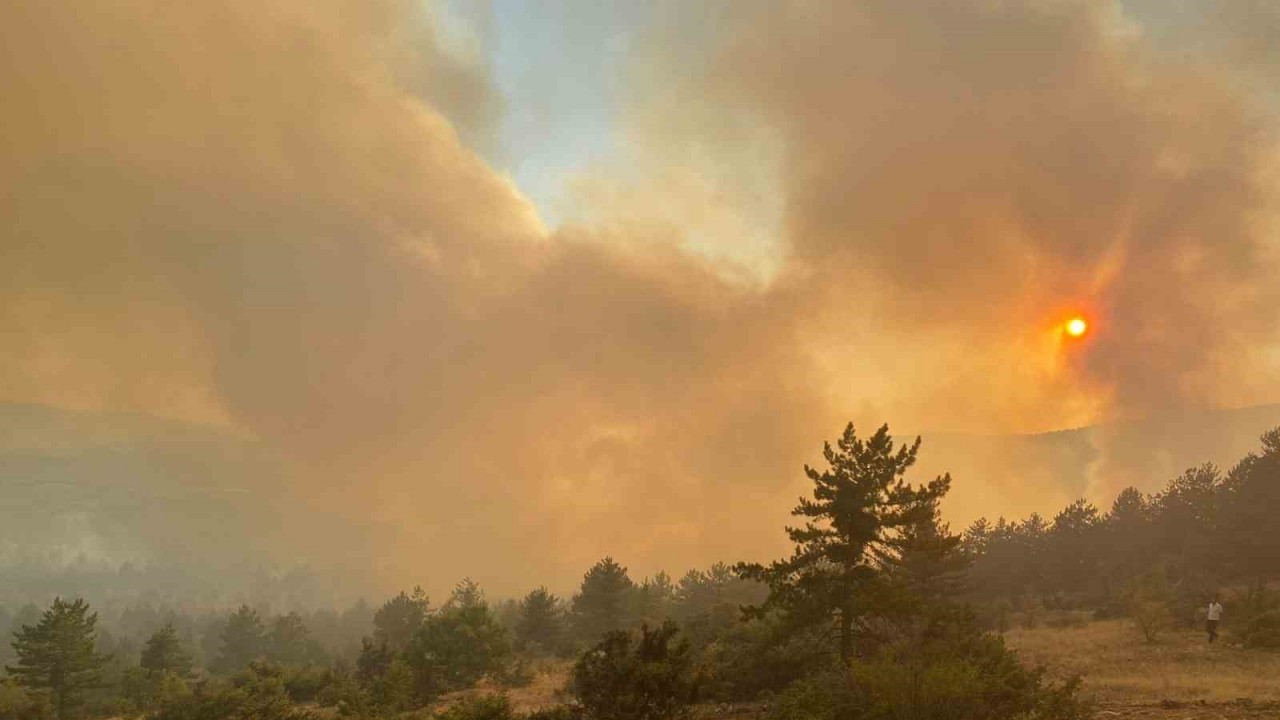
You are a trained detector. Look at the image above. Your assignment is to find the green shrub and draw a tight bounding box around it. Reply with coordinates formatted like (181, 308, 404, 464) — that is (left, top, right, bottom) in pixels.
(571, 622, 699, 720)
(766, 613, 1087, 720)
(1126, 567, 1175, 643)
(495, 656, 536, 689)
(367, 658, 415, 714)
(1130, 601, 1174, 643)
(124, 668, 192, 712)
(149, 663, 315, 720)
(1233, 585, 1280, 649)
(697, 614, 833, 702)
(1243, 608, 1280, 649)
(0, 680, 52, 720)
(314, 663, 353, 709)
(846, 647, 1083, 720)
(406, 605, 511, 699)
(762, 671, 859, 720)
(282, 665, 331, 703)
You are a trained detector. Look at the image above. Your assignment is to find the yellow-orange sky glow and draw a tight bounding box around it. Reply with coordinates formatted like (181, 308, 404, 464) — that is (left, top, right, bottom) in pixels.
(2, 0, 1280, 598)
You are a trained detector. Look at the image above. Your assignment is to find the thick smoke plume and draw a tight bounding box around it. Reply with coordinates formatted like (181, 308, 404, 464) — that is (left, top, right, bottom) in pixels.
(2, 0, 1277, 598)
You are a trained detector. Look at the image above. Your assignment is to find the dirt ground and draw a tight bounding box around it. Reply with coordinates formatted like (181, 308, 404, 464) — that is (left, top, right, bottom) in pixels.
(686, 701, 1280, 719)
(1005, 619, 1280, 719)
(1090, 700, 1280, 719)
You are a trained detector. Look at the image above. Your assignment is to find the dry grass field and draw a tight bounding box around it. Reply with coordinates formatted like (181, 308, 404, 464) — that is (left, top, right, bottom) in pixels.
(1004, 619, 1280, 718)
(499, 660, 573, 713)
(389, 620, 1280, 720)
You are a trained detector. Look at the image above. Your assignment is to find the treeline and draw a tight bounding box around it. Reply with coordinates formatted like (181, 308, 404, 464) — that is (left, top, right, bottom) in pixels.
(0, 599, 375, 682)
(0, 562, 764, 677)
(7, 423, 1276, 720)
(0, 560, 767, 719)
(962, 427, 1280, 642)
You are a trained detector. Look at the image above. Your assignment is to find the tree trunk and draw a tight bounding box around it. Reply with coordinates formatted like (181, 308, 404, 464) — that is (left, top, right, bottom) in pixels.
(839, 606, 853, 665)
(839, 568, 856, 666)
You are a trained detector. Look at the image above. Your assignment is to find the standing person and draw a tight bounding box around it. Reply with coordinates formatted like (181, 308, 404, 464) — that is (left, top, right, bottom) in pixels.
(1206, 597, 1223, 643)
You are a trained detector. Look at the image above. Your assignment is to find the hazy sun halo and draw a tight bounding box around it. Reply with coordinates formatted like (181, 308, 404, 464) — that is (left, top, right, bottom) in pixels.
(1066, 317, 1088, 338)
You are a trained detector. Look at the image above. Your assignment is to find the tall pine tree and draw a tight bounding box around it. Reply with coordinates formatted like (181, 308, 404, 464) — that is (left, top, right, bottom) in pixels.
(738, 423, 950, 663)
(883, 505, 968, 610)
(515, 587, 565, 653)
(215, 605, 266, 674)
(1220, 429, 1280, 586)
(405, 579, 509, 698)
(7, 597, 108, 720)
(267, 612, 314, 667)
(443, 578, 486, 612)
(140, 621, 192, 677)
(571, 557, 636, 643)
(373, 587, 430, 653)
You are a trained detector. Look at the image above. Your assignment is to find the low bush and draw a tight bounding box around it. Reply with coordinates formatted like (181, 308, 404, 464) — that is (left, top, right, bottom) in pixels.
(150, 663, 315, 720)
(571, 622, 699, 720)
(1130, 601, 1174, 643)
(762, 670, 859, 720)
(282, 665, 331, 703)
(494, 656, 536, 689)
(766, 612, 1087, 720)
(697, 613, 833, 702)
(1126, 567, 1176, 643)
(406, 605, 511, 699)
(0, 680, 51, 720)
(1232, 585, 1280, 649)
(116, 667, 192, 714)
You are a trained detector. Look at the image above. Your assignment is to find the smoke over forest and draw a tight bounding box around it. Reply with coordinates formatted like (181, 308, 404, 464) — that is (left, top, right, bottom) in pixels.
(3, 0, 1279, 602)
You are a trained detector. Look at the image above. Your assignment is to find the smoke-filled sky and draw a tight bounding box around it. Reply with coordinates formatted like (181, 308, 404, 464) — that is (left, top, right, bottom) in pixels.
(3, 0, 1279, 600)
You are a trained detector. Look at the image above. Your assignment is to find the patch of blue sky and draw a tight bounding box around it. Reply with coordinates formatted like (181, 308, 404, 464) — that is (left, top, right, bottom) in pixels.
(481, 1, 653, 228)
(433, 3, 788, 283)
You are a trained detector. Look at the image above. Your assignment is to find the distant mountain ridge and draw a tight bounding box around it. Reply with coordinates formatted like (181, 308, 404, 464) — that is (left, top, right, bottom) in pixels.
(916, 402, 1280, 524)
(1, 401, 1277, 603)
(0, 402, 244, 452)
(0, 402, 290, 599)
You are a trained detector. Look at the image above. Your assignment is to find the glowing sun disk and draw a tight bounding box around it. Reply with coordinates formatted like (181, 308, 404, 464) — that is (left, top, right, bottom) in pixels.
(1066, 317, 1088, 337)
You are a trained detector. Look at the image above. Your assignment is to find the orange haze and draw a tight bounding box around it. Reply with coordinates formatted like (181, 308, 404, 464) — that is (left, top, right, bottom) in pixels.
(2, 0, 1279, 598)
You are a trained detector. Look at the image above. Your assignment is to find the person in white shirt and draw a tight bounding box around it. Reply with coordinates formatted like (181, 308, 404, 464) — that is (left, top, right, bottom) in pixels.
(1206, 597, 1223, 643)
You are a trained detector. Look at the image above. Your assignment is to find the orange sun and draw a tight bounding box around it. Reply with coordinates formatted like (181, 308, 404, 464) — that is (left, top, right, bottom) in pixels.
(1065, 316, 1088, 338)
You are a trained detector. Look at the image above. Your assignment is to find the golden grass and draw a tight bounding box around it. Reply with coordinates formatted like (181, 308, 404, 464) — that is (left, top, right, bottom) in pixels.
(430, 658, 572, 716)
(502, 659, 572, 713)
(1003, 619, 1280, 705)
